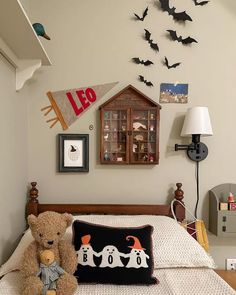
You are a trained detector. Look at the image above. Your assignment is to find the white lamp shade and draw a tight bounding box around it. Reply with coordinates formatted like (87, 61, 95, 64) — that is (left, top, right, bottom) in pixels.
(181, 106, 213, 137)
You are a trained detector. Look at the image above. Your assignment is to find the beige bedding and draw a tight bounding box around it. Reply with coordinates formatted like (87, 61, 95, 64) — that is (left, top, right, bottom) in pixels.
(0, 268, 235, 295)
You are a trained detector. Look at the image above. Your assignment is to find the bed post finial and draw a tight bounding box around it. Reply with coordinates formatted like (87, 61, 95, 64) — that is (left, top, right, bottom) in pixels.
(27, 182, 39, 216)
(175, 183, 184, 201)
(173, 183, 185, 222)
(30, 182, 38, 200)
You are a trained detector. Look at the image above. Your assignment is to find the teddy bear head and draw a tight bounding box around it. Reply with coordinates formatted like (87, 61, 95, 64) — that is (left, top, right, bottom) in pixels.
(39, 249, 55, 266)
(27, 211, 73, 249)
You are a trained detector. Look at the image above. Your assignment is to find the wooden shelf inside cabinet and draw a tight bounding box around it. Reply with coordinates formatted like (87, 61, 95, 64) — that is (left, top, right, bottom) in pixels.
(99, 85, 161, 165)
(0, 0, 51, 91)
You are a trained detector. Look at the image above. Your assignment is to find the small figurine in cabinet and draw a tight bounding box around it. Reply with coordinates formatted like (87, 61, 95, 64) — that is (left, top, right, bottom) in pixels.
(133, 122, 147, 130)
(104, 122, 110, 130)
(150, 124, 155, 131)
(140, 143, 145, 152)
(134, 134, 144, 141)
(104, 133, 109, 141)
(143, 154, 148, 161)
(104, 112, 110, 120)
(104, 150, 110, 161)
(149, 155, 154, 162)
(150, 113, 155, 120)
(133, 143, 137, 152)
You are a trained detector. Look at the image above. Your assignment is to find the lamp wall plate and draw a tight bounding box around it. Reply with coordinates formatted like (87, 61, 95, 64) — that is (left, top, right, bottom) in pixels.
(187, 142, 208, 162)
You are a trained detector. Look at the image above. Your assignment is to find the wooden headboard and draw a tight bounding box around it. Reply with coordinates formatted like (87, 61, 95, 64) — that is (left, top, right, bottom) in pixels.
(26, 182, 185, 222)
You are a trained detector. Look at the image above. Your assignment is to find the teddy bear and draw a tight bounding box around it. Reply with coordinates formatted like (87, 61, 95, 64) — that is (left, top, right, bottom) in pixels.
(37, 249, 65, 295)
(20, 211, 78, 295)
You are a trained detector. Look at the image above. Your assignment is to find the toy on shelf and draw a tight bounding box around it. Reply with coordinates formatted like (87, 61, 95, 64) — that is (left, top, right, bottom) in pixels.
(133, 122, 147, 130)
(149, 155, 154, 162)
(134, 134, 144, 141)
(104, 150, 110, 161)
(104, 133, 109, 141)
(150, 113, 155, 120)
(133, 144, 138, 152)
(32, 23, 51, 40)
(104, 123, 110, 130)
(150, 124, 154, 131)
(227, 192, 235, 203)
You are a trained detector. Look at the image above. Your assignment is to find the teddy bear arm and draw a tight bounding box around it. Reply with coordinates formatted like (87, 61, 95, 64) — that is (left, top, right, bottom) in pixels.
(58, 240, 77, 274)
(21, 241, 40, 277)
(56, 265, 66, 275)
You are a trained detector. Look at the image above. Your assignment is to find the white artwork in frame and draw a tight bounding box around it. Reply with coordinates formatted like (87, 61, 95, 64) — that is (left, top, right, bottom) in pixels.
(64, 140, 83, 167)
(58, 134, 89, 172)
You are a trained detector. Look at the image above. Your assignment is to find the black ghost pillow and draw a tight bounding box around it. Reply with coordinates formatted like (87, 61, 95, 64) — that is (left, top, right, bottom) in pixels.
(72, 220, 158, 285)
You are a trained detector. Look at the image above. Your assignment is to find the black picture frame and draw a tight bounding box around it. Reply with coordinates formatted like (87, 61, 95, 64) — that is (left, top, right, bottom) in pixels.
(58, 134, 89, 172)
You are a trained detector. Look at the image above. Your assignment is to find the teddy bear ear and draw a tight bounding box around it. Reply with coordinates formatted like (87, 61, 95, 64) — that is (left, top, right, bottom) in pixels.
(27, 214, 38, 226)
(62, 213, 73, 227)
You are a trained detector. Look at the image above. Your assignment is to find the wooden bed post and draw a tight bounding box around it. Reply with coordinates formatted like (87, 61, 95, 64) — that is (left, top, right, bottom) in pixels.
(27, 182, 39, 216)
(173, 183, 185, 222)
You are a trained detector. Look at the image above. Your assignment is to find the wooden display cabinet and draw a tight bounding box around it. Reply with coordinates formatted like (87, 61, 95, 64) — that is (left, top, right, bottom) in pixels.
(99, 85, 161, 165)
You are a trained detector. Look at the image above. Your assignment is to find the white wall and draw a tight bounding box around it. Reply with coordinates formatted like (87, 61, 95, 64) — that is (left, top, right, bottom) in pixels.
(19, 0, 29, 14)
(26, 0, 236, 268)
(0, 54, 28, 265)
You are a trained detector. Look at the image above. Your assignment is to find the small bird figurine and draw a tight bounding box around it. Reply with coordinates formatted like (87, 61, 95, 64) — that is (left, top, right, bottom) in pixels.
(32, 23, 51, 40)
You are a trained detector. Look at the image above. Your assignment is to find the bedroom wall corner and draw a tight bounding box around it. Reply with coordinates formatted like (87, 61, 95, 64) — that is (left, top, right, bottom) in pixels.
(0, 54, 29, 265)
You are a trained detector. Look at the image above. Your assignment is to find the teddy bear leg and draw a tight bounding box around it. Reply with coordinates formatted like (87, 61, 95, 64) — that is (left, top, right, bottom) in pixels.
(56, 273, 78, 295)
(21, 276, 43, 295)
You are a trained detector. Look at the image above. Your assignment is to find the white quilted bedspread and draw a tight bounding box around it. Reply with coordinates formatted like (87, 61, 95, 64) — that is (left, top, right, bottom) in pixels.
(0, 268, 235, 295)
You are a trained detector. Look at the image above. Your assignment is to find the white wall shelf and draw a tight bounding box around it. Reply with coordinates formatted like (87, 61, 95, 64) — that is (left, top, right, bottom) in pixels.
(0, 0, 51, 91)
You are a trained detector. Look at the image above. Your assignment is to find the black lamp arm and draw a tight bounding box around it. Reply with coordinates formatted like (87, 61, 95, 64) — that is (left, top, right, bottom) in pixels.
(175, 134, 208, 162)
(175, 143, 195, 151)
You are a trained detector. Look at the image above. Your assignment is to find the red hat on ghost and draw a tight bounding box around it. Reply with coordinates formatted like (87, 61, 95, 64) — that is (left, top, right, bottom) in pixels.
(126, 235, 146, 250)
(81, 234, 91, 245)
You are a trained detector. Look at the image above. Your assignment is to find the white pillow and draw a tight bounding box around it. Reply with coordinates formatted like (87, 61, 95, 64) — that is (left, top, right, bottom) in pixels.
(0, 215, 215, 276)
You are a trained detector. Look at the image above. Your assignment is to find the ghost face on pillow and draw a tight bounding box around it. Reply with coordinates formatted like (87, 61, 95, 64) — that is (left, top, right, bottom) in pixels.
(77, 244, 98, 267)
(125, 235, 149, 268)
(77, 234, 99, 267)
(98, 245, 126, 268)
(126, 248, 149, 268)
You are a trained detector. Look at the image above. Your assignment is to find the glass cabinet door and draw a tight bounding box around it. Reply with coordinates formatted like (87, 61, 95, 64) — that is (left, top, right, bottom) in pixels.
(101, 110, 129, 164)
(130, 109, 158, 164)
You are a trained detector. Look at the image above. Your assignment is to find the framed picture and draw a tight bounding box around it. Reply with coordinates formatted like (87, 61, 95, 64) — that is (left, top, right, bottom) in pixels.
(160, 83, 188, 103)
(58, 134, 89, 172)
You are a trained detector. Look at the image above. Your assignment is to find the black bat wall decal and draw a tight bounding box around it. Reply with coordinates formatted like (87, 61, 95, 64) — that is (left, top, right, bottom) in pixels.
(134, 7, 148, 21)
(193, 0, 209, 6)
(132, 57, 153, 66)
(139, 75, 153, 86)
(164, 57, 181, 69)
(144, 29, 159, 51)
(159, 0, 192, 22)
(167, 30, 198, 45)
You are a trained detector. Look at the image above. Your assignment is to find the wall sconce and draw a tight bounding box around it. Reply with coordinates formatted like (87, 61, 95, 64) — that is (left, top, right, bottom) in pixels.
(175, 107, 213, 162)
(175, 106, 213, 218)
